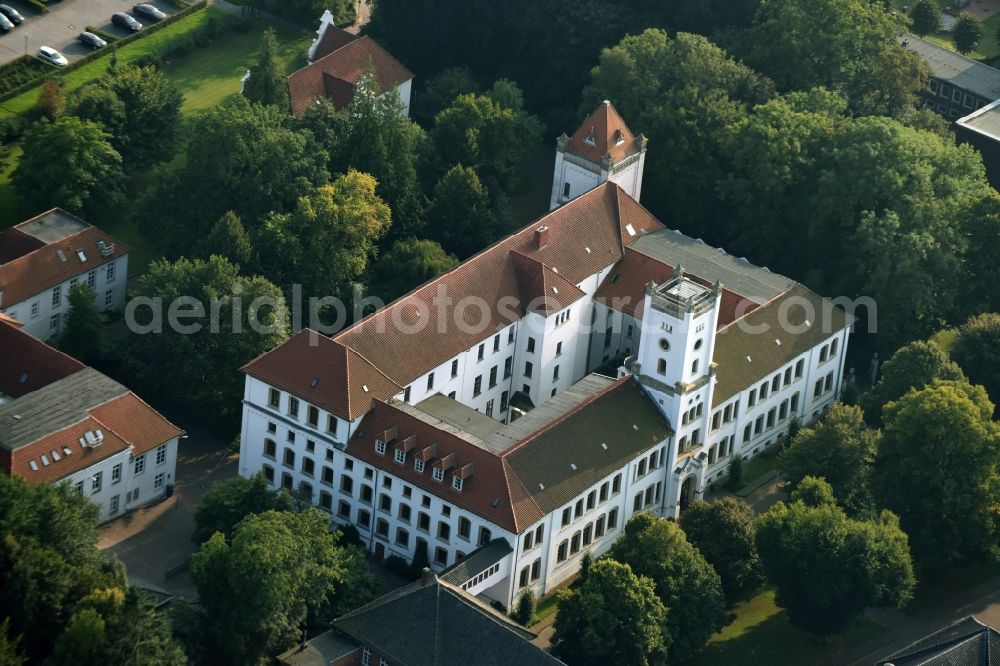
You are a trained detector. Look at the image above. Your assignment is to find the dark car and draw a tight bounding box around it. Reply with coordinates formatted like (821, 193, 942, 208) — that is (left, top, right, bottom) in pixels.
(133, 3, 166, 21)
(0, 4, 24, 25)
(112, 12, 142, 32)
(0, 13, 12, 33)
(78, 31, 107, 49)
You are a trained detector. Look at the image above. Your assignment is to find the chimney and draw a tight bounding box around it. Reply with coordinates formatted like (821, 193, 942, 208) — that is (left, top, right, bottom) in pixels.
(421, 567, 436, 586)
(534, 226, 549, 250)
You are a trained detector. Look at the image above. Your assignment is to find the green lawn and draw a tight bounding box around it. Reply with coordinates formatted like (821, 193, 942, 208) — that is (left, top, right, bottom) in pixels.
(161, 22, 310, 114)
(734, 454, 781, 494)
(694, 589, 884, 666)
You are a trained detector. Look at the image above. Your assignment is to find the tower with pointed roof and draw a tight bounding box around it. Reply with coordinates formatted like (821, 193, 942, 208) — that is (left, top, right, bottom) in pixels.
(548, 100, 647, 210)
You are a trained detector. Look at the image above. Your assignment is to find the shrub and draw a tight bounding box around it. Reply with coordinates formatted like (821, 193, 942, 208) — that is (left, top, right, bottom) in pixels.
(83, 26, 120, 44)
(0, 57, 54, 95)
(726, 456, 745, 490)
(511, 589, 536, 626)
(23, 0, 48, 14)
(383, 555, 415, 580)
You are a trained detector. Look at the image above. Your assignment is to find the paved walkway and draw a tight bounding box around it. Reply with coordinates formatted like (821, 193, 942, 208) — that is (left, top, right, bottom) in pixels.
(99, 419, 236, 599)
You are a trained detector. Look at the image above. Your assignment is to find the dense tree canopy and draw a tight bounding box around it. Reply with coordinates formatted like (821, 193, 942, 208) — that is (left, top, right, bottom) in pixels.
(953, 13, 983, 54)
(780, 404, 878, 515)
(58, 284, 104, 364)
(910, 0, 942, 36)
(874, 380, 1000, 569)
(862, 340, 966, 425)
(423, 164, 501, 259)
(204, 211, 254, 268)
(190, 509, 376, 665)
(0, 475, 184, 663)
(243, 28, 287, 108)
(757, 477, 915, 634)
(14, 116, 126, 219)
(680, 498, 764, 601)
(951, 313, 1000, 410)
(551, 559, 667, 666)
(609, 513, 727, 659)
(139, 97, 328, 258)
(367, 238, 458, 303)
(121, 255, 289, 418)
(193, 473, 294, 545)
(258, 170, 392, 299)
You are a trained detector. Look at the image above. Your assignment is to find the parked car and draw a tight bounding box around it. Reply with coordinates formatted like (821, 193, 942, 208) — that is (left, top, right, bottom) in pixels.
(0, 13, 12, 33)
(112, 12, 142, 32)
(78, 31, 107, 49)
(133, 4, 166, 21)
(37, 46, 68, 67)
(0, 4, 24, 25)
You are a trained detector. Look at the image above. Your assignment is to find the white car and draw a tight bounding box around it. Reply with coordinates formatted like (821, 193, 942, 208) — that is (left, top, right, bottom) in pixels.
(38, 46, 68, 67)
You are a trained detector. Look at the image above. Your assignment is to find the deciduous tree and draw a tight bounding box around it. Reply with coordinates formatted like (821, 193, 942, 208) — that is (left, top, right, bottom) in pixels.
(193, 473, 294, 545)
(757, 477, 915, 634)
(423, 164, 501, 259)
(551, 559, 667, 666)
(367, 238, 458, 303)
(14, 116, 125, 218)
(610, 513, 727, 659)
(910, 0, 942, 36)
(951, 313, 1000, 410)
(861, 340, 965, 425)
(953, 13, 983, 54)
(58, 283, 104, 364)
(680, 498, 764, 602)
(874, 380, 1000, 569)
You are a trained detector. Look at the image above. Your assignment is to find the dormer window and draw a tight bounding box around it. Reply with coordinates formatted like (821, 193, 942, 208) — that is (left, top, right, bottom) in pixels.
(394, 449, 406, 464)
(584, 126, 596, 146)
(414, 458, 425, 473)
(375, 438, 386, 455)
(614, 129, 624, 145)
(452, 476, 464, 491)
(432, 467, 445, 482)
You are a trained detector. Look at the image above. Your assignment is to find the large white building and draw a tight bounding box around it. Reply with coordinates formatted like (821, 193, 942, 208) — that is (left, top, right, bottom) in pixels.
(0, 315, 182, 523)
(0, 209, 129, 341)
(238, 105, 853, 608)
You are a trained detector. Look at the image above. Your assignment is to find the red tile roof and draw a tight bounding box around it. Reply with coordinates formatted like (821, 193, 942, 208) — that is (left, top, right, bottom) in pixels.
(509, 251, 587, 315)
(0, 318, 84, 398)
(0, 226, 129, 307)
(7, 416, 130, 484)
(0, 228, 45, 264)
(312, 25, 358, 61)
(349, 400, 543, 532)
(565, 101, 642, 165)
(244, 184, 664, 421)
(242, 330, 404, 422)
(594, 248, 760, 328)
(287, 36, 414, 115)
(90, 393, 183, 456)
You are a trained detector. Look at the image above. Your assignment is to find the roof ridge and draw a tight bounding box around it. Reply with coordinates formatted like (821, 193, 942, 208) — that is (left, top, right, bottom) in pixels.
(93, 390, 186, 443)
(502, 457, 544, 532)
(501, 375, 630, 459)
(714, 284, 801, 335)
(440, 583, 540, 641)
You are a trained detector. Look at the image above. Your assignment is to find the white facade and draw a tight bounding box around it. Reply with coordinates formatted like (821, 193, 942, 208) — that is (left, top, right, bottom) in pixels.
(61, 436, 179, 523)
(548, 135, 647, 211)
(2, 254, 127, 341)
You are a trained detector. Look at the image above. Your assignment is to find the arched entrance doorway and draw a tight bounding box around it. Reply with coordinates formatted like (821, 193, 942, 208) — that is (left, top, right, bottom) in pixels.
(679, 476, 696, 512)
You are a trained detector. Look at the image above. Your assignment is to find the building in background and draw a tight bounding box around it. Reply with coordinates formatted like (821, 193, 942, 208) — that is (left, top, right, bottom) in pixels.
(0, 316, 182, 523)
(901, 34, 1000, 120)
(0, 208, 128, 341)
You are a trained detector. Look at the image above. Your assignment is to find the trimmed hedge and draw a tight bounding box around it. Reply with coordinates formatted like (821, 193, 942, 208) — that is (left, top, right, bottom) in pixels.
(0, 57, 56, 95)
(163, 0, 192, 8)
(0, 0, 208, 105)
(23, 0, 48, 15)
(84, 26, 121, 44)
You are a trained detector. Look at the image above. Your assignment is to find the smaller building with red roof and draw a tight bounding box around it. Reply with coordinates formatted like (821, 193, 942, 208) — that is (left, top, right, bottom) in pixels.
(287, 12, 413, 116)
(0, 208, 129, 341)
(0, 317, 182, 523)
(549, 100, 647, 210)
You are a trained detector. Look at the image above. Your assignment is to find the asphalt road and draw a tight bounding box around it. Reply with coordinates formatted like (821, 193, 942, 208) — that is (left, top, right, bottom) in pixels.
(0, 0, 178, 67)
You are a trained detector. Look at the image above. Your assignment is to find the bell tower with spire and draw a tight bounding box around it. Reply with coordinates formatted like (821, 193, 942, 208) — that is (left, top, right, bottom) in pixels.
(548, 100, 647, 210)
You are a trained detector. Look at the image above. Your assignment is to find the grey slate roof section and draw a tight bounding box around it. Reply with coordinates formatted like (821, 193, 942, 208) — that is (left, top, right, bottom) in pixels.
(877, 615, 1000, 665)
(506, 377, 672, 515)
(484, 374, 614, 452)
(415, 394, 506, 443)
(0, 368, 128, 451)
(630, 229, 796, 304)
(15, 209, 90, 244)
(439, 538, 513, 586)
(277, 630, 359, 666)
(901, 34, 1000, 101)
(958, 98, 1000, 140)
(333, 573, 565, 666)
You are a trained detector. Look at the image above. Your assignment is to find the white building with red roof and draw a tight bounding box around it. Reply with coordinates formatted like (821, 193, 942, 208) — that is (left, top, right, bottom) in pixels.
(0, 317, 182, 522)
(549, 101, 647, 210)
(0, 209, 129, 341)
(237, 107, 853, 608)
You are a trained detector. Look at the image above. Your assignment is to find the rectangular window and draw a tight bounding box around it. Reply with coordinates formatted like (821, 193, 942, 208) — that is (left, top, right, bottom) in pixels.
(500, 390, 509, 411)
(322, 466, 334, 485)
(92, 471, 102, 494)
(340, 476, 353, 495)
(338, 501, 351, 519)
(599, 482, 608, 503)
(106, 262, 116, 283)
(479, 527, 492, 545)
(612, 474, 621, 494)
(432, 467, 445, 482)
(527, 337, 536, 353)
(414, 458, 425, 473)
(485, 399, 494, 417)
(319, 491, 333, 511)
(30, 302, 39, 318)
(306, 405, 319, 427)
(399, 504, 412, 523)
(134, 454, 146, 475)
(110, 494, 120, 515)
(288, 397, 299, 418)
(458, 516, 471, 539)
(562, 507, 571, 527)
(269, 388, 280, 408)
(155, 444, 167, 466)
(473, 376, 482, 396)
(524, 361, 533, 378)
(52, 286, 61, 308)
(494, 334, 501, 352)
(553, 365, 560, 381)
(489, 366, 497, 388)
(451, 359, 459, 377)
(87, 270, 96, 290)
(111, 463, 122, 484)
(748, 389, 756, 407)
(404, 386, 411, 402)
(105, 290, 113, 307)
(556, 341, 563, 356)
(557, 541, 568, 562)
(154, 473, 164, 490)
(427, 372, 435, 391)
(263, 464, 275, 483)
(394, 449, 406, 464)
(283, 449, 296, 467)
(50, 314, 60, 330)
(396, 527, 409, 546)
(478, 343, 485, 361)
(795, 359, 804, 378)
(376, 519, 389, 537)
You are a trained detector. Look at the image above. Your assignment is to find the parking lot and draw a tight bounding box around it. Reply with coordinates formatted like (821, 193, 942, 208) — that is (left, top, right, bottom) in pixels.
(0, 0, 178, 67)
